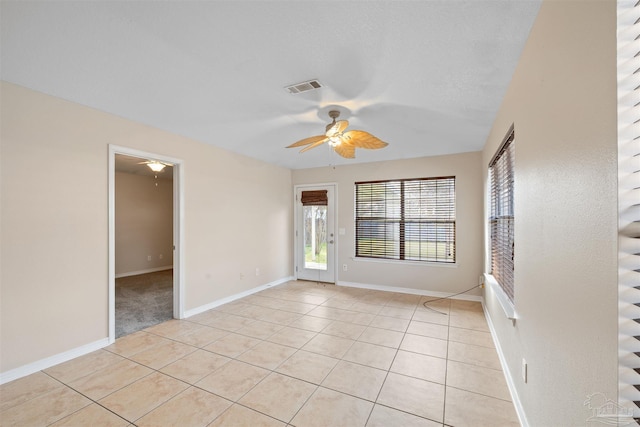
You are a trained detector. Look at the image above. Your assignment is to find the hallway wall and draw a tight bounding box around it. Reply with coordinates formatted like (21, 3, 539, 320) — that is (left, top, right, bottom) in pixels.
(115, 171, 173, 277)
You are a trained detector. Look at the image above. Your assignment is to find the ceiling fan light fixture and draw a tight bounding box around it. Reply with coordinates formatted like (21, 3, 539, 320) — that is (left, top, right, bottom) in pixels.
(147, 162, 166, 172)
(328, 136, 342, 147)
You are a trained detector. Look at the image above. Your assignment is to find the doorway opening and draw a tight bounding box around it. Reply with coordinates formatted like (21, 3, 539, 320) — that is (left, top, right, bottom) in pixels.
(108, 146, 184, 343)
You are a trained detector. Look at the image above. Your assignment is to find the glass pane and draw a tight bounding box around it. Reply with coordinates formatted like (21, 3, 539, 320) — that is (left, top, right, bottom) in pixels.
(356, 221, 400, 259)
(304, 205, 327, 270)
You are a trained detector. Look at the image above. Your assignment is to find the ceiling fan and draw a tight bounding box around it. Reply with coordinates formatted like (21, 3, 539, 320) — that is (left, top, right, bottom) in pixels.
(286, 110, 388, 159)
(138, 160, 173, 172)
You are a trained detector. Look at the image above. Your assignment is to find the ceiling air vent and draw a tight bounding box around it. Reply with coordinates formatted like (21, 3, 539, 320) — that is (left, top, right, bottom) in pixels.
(285, 79, 323, 94)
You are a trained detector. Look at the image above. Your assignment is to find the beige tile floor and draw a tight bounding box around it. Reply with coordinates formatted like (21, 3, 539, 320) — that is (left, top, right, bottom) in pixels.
(0, 281, 520, 427)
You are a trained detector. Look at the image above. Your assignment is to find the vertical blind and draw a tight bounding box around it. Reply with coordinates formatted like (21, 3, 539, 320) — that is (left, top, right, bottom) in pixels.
(355, 177, 456, 263)
(618, 0, 640, 420)
(489, 126, 515, 302)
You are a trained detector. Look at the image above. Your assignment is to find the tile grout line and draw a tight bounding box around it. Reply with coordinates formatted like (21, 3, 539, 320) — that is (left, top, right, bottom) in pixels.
(280, 293, 363, 424)
(363, 295, 424, 426)
(310, 290, 381, 427)
(193, 292, 331, 426)
(279, 289, 380, 426)
(174, 295, 504, 424)
(443, 297, 452, 427)
(6, 283, 501, 426)
(265, 287, 347, 426)
(40, 365, 155, 426)
(363, 312, 408, 425)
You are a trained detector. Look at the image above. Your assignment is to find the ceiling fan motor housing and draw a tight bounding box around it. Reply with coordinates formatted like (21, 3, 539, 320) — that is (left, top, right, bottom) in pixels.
(326, 110, 341, 132)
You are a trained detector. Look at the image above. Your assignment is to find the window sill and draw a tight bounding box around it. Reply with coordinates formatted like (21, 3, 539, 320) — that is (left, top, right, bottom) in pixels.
(351, 256, 458, 268)
(483, 273, 517, 320)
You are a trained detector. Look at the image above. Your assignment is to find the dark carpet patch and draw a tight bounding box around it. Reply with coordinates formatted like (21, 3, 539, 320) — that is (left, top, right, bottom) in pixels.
(115, 269, 173, 338)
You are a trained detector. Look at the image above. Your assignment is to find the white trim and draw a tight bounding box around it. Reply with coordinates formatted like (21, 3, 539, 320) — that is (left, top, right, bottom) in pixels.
(108, 148, 116, 344)
(350, 256, 458, 269)
(108, 145, 185, 343)
(115, 266, 173, 279)
(293, 182, 339, 188)
(482, 299, 529, 427)
(173, 157, 185, 320)
(337, 280, 482, 302)
(184, 276, 294, 318)
(484, 273, 517, 320)
(0, 338, 110, 385)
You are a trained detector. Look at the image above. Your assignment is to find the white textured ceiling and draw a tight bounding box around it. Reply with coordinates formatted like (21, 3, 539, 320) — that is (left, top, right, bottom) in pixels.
(1, 1, 540, 170)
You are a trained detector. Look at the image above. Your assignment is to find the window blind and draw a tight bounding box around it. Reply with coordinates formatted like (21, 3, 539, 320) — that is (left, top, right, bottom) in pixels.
(489, 126, 515, 302)
(355, 177, 456, 263)
(618, 0, 640, 420)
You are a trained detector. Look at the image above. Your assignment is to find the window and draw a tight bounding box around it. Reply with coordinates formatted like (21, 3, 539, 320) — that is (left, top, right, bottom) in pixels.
(489, 126, 515, 302)
(355, 177, 456, 263)
(301, 190, 328, 271)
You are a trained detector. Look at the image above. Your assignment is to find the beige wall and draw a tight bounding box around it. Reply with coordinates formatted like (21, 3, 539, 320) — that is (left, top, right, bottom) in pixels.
(115, 171, 173, 276)
(481, 1, 618, 425)
(0, 5, 619, 415)
(292, 151, 484, 295)
(0, 82, 293, 373)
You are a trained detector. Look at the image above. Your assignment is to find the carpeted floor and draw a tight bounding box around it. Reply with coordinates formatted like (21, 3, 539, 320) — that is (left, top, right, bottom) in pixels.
(115, 269, 173, 338)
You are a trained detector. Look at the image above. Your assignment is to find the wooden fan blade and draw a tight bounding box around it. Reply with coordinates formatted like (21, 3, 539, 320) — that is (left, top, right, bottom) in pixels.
(334, 142, 356, 159)
(300, 138, 328, 153)
(342, 130, 389, 149)
(325, 120, 349, 136)
(286, 135, 326, 148)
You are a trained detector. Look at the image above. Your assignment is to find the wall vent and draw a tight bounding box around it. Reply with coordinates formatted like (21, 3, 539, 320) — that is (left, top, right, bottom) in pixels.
(285, 79, 323, 94)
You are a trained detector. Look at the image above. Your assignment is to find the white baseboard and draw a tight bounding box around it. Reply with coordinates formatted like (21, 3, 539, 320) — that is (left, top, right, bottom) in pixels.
(336, 281, 482, 302)
(115, 266, 173, 279)
(0, 338, 110, 385)
(482, 298, 528, 427)
(1, 276, 294, 385)
(184, 276, 294, 318)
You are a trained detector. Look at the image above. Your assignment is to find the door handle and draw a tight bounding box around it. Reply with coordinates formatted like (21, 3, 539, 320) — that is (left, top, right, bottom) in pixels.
(329, 240, 334, 244)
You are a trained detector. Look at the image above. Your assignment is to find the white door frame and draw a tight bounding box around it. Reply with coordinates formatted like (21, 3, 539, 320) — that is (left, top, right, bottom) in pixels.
(108, 145, 185, 343)
(293, 183, 337, 284)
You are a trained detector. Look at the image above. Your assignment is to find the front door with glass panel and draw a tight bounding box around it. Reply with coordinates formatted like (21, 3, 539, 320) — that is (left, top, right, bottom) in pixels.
(296, 185, 335, 283)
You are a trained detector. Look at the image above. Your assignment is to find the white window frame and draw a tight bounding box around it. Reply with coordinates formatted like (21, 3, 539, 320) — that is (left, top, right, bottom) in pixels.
(487, 125, 517, 320)
(355, 177, 456, 264)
